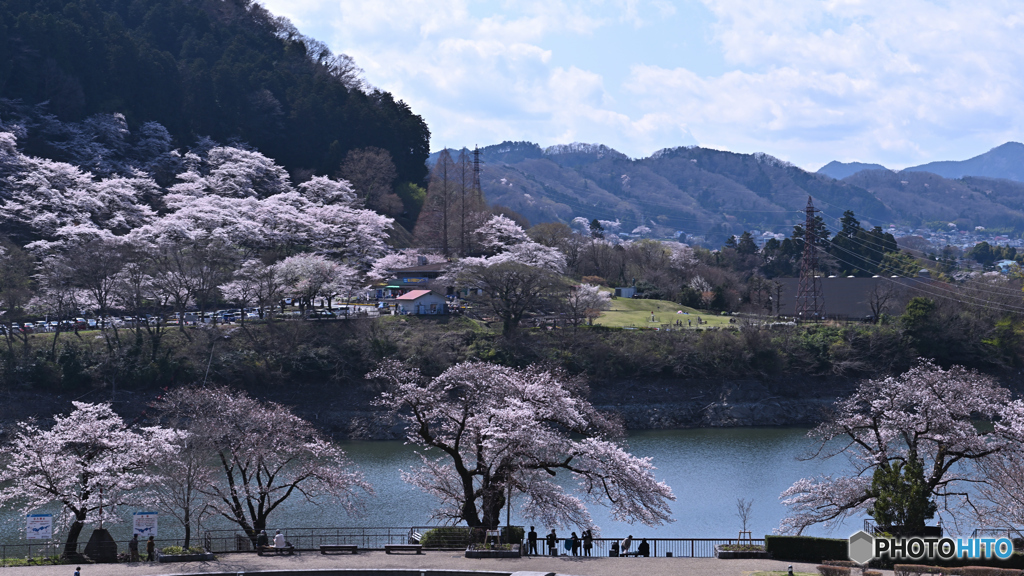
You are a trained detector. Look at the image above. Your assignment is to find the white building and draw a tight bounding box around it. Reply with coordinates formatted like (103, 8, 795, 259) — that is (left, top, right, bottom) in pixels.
(396, 290, 447, 315)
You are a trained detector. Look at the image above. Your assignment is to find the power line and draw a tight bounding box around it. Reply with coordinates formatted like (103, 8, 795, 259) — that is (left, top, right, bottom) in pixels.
(813, 215, 1024, 300)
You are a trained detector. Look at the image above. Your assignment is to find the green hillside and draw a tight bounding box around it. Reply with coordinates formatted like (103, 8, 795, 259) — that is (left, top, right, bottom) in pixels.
(595, 297, 733, 329)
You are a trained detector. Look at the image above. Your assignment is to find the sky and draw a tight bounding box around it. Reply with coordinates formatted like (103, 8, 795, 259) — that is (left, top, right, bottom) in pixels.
(258, 0, 1024, 171)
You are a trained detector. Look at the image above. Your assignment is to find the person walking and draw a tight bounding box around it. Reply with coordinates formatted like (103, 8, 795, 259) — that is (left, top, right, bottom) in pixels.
(128, 534, 140, 562)
(527, 526, 538, 556)
(582, 529, 593, 557)
(570, 532, 580, 556)
(146, 536, 155, 561)
(546, 529, 558, 556)
(73, 568, 81, 576)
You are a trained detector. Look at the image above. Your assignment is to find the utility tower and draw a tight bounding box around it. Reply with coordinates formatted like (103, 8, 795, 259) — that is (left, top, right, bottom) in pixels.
(796, 196, 825, 320)
(472, 145, 482, 193)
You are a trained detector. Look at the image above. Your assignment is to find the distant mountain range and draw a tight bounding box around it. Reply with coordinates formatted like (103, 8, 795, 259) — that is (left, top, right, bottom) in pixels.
(817, 142, 1024, 182)
(816, 161, 889, 180)
(432, 141, 1024, 244)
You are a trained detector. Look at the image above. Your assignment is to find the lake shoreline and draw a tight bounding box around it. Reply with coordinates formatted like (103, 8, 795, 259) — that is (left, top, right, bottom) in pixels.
(0, 377, 854, 440)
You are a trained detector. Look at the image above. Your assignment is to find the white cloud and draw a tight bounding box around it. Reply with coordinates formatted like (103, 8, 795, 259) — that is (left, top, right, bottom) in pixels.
(258, 0, 1024, 169)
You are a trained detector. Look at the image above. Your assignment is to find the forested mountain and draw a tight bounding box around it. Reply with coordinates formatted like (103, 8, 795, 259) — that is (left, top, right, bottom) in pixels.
(816, 161, 890, 180)
(433, 142, 889, 243)
(903, 142, 1024, 182)
(430, 141, 1024, 244)
(0, 0, 429, 185)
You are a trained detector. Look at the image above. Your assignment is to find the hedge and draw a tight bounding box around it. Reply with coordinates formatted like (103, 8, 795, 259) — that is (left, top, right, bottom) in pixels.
(818, 565, 852, 576)
(419, 527, 473, 548)
(766, 536, 849, 562)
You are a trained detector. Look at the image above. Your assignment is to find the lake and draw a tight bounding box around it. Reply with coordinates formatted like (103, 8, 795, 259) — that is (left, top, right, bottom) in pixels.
(0, 427, 868, 545)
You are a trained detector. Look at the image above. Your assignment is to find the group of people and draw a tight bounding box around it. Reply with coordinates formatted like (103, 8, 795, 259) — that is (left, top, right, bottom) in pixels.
(524, 527, 651, 558)
(126, 534, 156, 562)
(256, 529, 289, 550)
(524, 526, 597, 557)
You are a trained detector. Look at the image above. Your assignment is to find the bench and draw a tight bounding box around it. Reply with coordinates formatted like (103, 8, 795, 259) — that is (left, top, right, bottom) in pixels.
(385, 544, 423, 554)
(257, 545, 295, 556)
(320, 544, 358, 554)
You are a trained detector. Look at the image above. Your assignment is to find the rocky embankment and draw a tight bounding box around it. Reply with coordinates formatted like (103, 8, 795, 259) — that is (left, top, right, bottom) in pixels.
(0, 377, 855, 440)
(288, 377, 856, 439)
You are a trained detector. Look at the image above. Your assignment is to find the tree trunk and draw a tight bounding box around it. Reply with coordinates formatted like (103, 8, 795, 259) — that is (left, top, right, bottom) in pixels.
(183, 508, 191, 549)
(64, 517, 86, 558)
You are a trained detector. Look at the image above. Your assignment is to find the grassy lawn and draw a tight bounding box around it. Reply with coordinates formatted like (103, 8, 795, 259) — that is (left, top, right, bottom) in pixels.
(594, 297, 735, 329)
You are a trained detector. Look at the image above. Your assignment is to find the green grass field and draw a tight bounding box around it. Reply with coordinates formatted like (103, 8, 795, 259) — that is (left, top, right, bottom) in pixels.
(593, 297, 735, 329)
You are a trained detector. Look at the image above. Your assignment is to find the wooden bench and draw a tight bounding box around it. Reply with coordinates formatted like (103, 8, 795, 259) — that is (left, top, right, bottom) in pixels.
(320, 544, 358, 554)
(384, 544, 423, 554)
(257, 545, 295, 556)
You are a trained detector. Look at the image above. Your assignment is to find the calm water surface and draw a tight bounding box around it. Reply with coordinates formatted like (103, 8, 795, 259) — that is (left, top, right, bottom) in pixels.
(0, 427, 861, 544)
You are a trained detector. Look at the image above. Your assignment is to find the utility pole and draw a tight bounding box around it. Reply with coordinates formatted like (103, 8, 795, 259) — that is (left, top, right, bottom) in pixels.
(796, 196, 825, 320)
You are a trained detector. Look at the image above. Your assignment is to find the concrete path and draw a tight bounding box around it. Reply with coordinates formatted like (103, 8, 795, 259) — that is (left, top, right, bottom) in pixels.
(0, 552, 851, 576)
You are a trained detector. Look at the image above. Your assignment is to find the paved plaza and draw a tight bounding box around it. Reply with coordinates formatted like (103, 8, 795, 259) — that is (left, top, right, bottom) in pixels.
(0, 552, 862, 576)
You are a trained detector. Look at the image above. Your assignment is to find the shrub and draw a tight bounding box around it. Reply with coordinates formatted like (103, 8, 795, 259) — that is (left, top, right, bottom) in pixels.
(501, 526, 524, 545)
(160, 546, 205, 555)
(958, 568, 1024, 576)
(818, 565, 852, 576)
(825, 561, 862, 568)
(766, 536, 848, 562)
(893, 564, 947, 576)
(419, 527, 473, 548)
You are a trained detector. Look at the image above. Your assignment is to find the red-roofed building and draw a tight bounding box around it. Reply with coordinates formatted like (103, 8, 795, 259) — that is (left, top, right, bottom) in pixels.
(395, 289, 447, 315)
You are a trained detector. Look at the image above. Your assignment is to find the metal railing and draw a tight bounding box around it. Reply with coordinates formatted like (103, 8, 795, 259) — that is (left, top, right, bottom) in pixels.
(2, 531, 764, 561)
(202, 527, 417, 552)
(524, 537, 764, 558)
(0, 537, 196, 565)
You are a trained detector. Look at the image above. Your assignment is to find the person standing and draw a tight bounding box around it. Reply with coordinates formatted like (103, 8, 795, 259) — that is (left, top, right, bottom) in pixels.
(73, 568, 81, 576)
(620, 534, 633, 556)
(146, 536, 155, 561)
(546, 529, 557, 556)
(129, 534, 140, 562)
(582, 529, 593, 557)
(570, 532, 580, 556)
(527, 526, 538, 556)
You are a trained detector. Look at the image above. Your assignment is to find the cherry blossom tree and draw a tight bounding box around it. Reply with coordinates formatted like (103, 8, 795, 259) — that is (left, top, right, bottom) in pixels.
(30, 255, 85, 359)
(777, 361, 1024, 535)
(168, 146, 292, 199)
(476, 214, 529, 254)
(451, 219, 568, 335)
(371, 361, 675, 531)
(0, 402, 178, 557)
(220, 259, 284, 320)
(275, 253, 359, 315)
(561, 283, 612, 328)
(145, 435, 212, 550)
(460, 261, 567, 336)
(156, 386, 372, 543)
(366, 250, 447, 283)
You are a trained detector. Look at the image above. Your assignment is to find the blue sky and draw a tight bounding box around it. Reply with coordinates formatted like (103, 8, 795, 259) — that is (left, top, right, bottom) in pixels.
(259, 0, 1024, 171)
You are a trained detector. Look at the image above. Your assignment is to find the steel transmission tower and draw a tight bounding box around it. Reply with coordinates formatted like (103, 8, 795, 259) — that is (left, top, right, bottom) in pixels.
(472, 145, 482, 193)
(796, 196, 825, 320)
